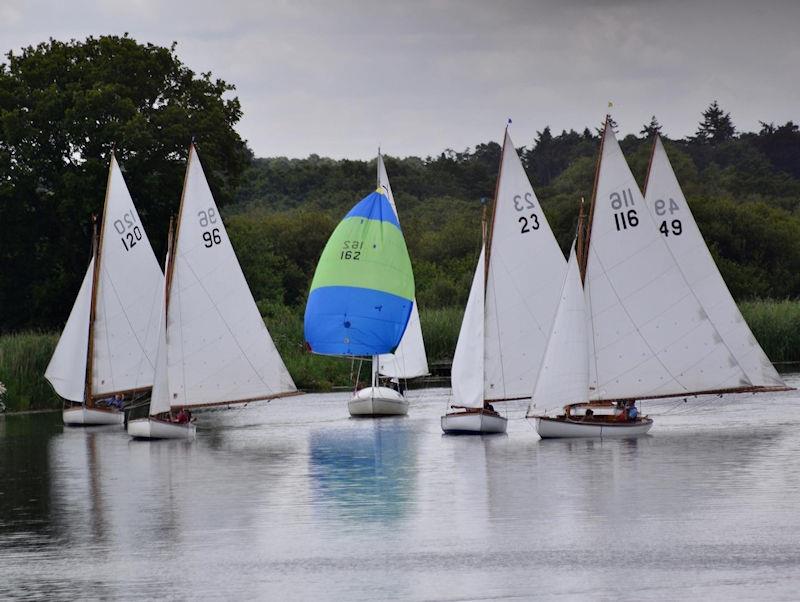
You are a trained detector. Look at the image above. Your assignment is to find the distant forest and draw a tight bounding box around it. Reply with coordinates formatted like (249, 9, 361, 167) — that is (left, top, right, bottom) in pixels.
(1, 35, 799, 332)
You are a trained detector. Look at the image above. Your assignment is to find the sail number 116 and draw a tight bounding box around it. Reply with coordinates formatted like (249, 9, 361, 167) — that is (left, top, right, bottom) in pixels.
(611, 189, 638, 232)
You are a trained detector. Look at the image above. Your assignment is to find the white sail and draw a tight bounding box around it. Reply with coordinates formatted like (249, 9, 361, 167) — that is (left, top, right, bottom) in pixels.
(148, 255, 171, 416)
(584, 125, 752, 400)
(376, 153, 429, 378)
(484, 130, 567, 401)
(530, 244, 589, 413)
(451, 246, 486, 408)
(644, 136, 785, 389)
(92, 155, 163, 396)
(167, 145, 296, 408)
(45, 259, 94, 402)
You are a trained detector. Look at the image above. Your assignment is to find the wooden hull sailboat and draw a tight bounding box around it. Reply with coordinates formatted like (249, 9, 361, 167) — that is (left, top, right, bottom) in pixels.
(535, 415, 653, 439)
(443, 126, 566, 435)
(45, 153, 164, 427)
(126, 143, 297, 440)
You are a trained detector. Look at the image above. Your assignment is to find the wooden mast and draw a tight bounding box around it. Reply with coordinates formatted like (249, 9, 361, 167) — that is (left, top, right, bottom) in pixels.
(85, 151, 115, 406)
(484, 123, 508, 290)
(580, 115, 609, 283)
(576, 197, 586, 278)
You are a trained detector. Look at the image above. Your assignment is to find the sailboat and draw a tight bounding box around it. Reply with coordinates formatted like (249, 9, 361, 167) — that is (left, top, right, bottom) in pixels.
(442, 127, 567, 434)
(530, 119, 789, 438)
(304, 185, 416, 417)
(364, 152, 430, 410)
(45, 153, 163, 426)
(127, 144, 298, 439)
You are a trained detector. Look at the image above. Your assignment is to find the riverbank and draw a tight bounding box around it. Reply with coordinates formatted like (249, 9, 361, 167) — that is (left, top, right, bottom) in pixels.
(1, 300, 797, 412)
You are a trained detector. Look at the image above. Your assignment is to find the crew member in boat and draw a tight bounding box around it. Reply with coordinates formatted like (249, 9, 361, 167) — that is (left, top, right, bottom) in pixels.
(628, 403, 639, 422)
(175, 407, 192, 424)
(483, 401, 497, 415)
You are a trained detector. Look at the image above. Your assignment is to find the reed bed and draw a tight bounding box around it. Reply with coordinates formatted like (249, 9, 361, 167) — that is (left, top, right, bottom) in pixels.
(2, 300, 796, 411)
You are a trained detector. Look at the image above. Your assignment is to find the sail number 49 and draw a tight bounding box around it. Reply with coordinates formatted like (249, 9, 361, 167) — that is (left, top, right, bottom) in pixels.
(655, 198, 682, 237)
(513, 192, 540, 234)
(198, 208, 222, 248)
(611, 189, 639, 231)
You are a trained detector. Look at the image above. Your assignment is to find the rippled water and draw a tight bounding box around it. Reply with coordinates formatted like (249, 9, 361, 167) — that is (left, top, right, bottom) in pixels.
(3, 376, 800, 600)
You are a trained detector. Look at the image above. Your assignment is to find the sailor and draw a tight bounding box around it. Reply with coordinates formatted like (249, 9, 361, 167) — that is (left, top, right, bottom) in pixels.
(628, 403, 639, 421)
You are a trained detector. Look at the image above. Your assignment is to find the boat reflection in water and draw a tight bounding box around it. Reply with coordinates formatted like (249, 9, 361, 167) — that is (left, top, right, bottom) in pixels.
(309, 420, 417, 523)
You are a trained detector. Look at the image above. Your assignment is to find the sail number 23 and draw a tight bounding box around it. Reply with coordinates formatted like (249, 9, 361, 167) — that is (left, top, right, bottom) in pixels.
(198, 208, 222, 248)
(513, 193, 540, 234)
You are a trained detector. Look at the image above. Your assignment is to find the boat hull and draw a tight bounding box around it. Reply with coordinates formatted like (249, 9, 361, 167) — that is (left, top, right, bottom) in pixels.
(63, 405, 123, 426)
(441, 411, 507, 434)
(127, 417, 196, 439)
(535, 416, 653, 438)
(348, 386, 409, 416)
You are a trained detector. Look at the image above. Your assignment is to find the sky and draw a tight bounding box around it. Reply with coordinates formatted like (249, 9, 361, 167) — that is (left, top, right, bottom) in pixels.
(0, 0, 798, 159)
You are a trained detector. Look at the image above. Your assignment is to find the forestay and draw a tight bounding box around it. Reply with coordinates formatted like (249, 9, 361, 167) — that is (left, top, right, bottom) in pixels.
(92, 156, 163, 396)
(644, 136, 785, 389)
(304, 189, 415, 356)
(530, 245, 589, 413)
(451, 246, 486, 408)
(45, 260, 94, 402)
(584, 125, 753, 400)
(168, 146, 296, 408)
(484, 131, 567, 401)
(376, 153, 429, 378)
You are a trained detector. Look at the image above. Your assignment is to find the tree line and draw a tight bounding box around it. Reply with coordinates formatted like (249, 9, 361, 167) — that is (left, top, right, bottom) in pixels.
(1, 36, 799, 333)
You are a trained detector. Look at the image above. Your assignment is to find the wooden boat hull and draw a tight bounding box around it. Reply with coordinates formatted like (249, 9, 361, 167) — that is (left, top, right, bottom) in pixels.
(441, 411, 507, 434)
(127, 417, 196, 439)
(348, 386, 409, 416)
(63, 405, 123, 426)
(534, 416, 653, 438)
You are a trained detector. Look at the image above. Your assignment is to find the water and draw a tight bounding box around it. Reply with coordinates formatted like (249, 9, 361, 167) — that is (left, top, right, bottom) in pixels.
(3, 377, 800, 600)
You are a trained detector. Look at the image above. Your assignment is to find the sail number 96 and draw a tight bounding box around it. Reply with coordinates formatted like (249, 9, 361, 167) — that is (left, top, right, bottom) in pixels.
(115, 210, 142, 252)
(197, 208, 222, 248)
(513, 192, 540, 234)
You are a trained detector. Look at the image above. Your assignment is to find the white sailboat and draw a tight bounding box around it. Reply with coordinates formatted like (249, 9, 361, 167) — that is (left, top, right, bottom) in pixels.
(350, 152, 429, 416)
(442, 127, 567, 434)
(127, 144, 297, 439)
(531, 119, 787, 438)
(46, 153, 163, 425)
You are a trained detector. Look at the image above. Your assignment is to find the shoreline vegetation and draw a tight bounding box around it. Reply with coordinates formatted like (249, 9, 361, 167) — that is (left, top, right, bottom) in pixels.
(2, 300, 799, 413)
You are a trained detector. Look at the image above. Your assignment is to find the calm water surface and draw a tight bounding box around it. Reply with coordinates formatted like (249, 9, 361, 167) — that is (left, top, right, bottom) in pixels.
(3, 376, 800, 600)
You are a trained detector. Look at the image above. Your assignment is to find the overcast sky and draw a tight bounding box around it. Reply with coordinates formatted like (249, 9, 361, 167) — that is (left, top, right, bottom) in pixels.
(1, 0, 798, 159)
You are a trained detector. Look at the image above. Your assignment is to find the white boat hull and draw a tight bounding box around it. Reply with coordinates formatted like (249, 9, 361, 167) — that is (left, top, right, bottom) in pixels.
(441, 411, 507, 434)
(63, 405, 123, 426)
(127, 417, 196, 439)
(348, 386, 409, 416)
(535, 416, 653, 438)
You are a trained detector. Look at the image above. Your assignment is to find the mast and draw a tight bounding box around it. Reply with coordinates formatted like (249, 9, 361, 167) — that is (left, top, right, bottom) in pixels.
(85, 152, 116, 406)
(580, 115, 609, 282)
(576, 197, 586, 279)
(485, 123, 509, 289)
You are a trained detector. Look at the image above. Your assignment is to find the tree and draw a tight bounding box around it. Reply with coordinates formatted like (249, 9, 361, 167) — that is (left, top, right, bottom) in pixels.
(640, 115, 663, 137)
(595, 115, 618, 136)
(0, 35, 250, 331)
(694, 100, 736, 144)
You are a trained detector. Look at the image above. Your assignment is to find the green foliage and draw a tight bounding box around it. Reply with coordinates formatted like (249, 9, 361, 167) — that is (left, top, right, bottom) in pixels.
(0, 332, 60, 411)
(0, 35, 249, 332)
(739, 300, 800, 363)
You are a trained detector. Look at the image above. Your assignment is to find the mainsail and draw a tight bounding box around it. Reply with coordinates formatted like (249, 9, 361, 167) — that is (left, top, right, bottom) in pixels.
(450, 246, 486, 409)
(643, 136, 785, 389)
(375, 153, 429, 379)
(304, 189, 415, 356)
(167, 145, 296, 408)
(483, 130, 567, 401)
(45, 154, 163, 402)
(530, 244, 589, 412)
(584, 123, 756, 400)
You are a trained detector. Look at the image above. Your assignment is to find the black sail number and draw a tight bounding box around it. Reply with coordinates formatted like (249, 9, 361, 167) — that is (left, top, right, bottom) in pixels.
(519, 213, 540, 233)
(115, 210, 142, 252)
(203, 228, 222, 248)
(198, 208, 221, 248)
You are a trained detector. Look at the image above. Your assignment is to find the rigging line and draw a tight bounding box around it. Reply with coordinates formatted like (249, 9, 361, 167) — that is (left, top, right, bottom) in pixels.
(180, 252, 278, 396)
(487, 250, 507, 400)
